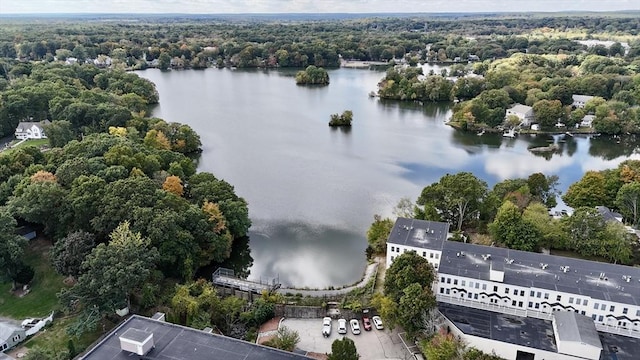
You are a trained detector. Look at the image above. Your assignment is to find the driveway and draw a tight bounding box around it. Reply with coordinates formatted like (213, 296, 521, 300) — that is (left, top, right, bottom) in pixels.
(281, 318, 408, 359)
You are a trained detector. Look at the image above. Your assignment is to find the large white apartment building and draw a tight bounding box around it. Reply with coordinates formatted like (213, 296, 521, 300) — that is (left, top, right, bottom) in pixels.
(386, 217, 640, 360)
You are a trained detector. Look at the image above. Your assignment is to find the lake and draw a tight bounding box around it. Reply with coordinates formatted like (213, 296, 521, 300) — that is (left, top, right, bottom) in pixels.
(137, 67, 640, 288)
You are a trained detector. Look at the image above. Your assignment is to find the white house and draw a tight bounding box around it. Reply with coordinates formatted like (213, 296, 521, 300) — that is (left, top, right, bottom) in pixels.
(572, 95, 594, 109)
(14, 120, 50, 140)
(0, 321, 25, 353)
(580, 114, 595, 127)
(387, 218, 640, 360)
(506, 104, 534, 126)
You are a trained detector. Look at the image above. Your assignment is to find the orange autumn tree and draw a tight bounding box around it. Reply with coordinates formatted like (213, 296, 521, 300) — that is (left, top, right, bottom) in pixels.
(30, 170, 57, 183)
(162, 175, 184, 196)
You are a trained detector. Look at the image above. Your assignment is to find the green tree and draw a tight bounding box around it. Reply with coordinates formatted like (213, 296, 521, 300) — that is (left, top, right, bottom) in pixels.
(489, 201, 542, 251)
(366, 215, 394, 255)
(59, 222, 159, 335)
(527, 173, 559, 208)
(51, 230, 95, 277)
(562, 171, 609, 208)
(615, 182, 640, 227)
(417, 172, 488, 231)
(43, 120, 75, 148)
(158, 52, 171, 70)
(8, 180, 68, 236)
(0, 211, 28, 290)
(419, 331, 464, 360)
(295, 65, 329, 85)
(601, 221, 634, 264)
(328, 337, 359, 360)
(533, 99, 565, 128)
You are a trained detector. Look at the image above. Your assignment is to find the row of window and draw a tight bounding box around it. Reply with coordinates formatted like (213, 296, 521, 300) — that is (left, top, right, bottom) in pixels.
(389, 246, 440, 260)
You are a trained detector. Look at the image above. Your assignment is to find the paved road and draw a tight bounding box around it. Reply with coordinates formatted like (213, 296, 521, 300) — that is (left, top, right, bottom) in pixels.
(276, 257, 380, 297)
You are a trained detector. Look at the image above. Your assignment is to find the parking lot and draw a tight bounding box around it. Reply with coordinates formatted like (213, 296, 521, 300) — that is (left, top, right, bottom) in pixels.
(281, 318, 410, 359)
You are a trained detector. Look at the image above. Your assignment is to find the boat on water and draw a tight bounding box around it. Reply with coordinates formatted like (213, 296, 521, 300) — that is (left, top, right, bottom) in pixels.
(502, 129, 517, 138)
(477, 129, 485, 136)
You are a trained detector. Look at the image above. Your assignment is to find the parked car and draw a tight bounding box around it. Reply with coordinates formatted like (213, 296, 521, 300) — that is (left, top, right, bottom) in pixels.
(372, 316, 384, 330)
(322, 317, 332, 337)
(338, 318, 347, 334)
(350, 319, 361, 335)
(362, 315, 372, 331)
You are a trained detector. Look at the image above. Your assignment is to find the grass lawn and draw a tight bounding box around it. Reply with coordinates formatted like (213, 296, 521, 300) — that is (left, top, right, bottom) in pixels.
(0, 138, 49, 155)
(0, 238, 66, 318)
(20, 316, 115, 355)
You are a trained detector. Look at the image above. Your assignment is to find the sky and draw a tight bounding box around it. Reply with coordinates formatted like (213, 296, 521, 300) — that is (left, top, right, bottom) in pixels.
(1, 0, 639, 14)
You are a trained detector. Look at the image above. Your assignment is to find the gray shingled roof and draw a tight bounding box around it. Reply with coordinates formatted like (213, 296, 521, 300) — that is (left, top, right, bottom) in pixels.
(386, 217, 449, 249)
(553, 311, 602, 349)
(0, 321, 22, 342)
(392, 218, 640, 306)
(596, 206, 623, 223)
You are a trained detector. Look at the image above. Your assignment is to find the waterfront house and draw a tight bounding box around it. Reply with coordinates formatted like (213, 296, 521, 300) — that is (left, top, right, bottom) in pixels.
(572, 95, 595, 109)
(506, 104, 534, 126)
(580, 114, 595, 127)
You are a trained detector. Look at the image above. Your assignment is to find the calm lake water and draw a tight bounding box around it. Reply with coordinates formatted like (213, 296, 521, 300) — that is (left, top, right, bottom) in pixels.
(138, 67, 640, 288)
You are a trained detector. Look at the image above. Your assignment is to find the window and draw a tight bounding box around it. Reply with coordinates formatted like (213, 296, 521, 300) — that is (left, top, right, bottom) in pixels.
(592, 314, 597, 320)
(475, 283, 479, 289)
(583, 300, 588, 306)
(461, 280, 466, 287)
(469, 281, 474, 288)
(505, 288, 510, 294)
(512, 300, 517, 306)
(423, 251, 426, 257)
(535, 303, 540, 309)
(430, 253, 434, 258)
(520, 290, 525, 296)
(493, 286, 498, 292)
(518, 301, 523, 307)
(557, 295, 562, 301)
(528, 302, 533, 308)
(468, 293, 472, 299)
(536, 292, 541, 298)
(445, 289, 450, 295)
(474, 294, 478, 299)
(454, 279, 458, 285)
(623, 308, 628, 315)
(441, 277, 445, 283)
(391, 256, 394, 261)
(435, 253, 439, 259)
(447, 278, 451, 284)
(530, 291, 535, 297)
(610, 305, 615, 312)
(482, 284, 487, 290)
(569, 297, 574, 304)
(391, 246, 395, 252)
(598, 315, 604, 322)
(594, 303, 599, 309)
(601, 304, 606, 310)
(440, 288, 444, 294)
(581, 311, 585, 315)
(544, 293, 549, 300)
(636, 310, 640, 317)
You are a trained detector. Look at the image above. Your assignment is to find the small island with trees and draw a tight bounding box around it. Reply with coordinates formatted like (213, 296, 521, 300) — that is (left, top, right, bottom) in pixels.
(329, 110, 353, 127)
(295, 65, 330, 85)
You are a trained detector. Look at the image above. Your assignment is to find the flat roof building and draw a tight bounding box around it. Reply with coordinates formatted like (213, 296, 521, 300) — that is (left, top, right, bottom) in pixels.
(81, 315, 311, 360)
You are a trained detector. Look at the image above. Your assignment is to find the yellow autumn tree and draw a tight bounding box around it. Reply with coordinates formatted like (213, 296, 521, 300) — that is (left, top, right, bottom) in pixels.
(30, 170, 57, 183)
(108, 126, 128, 137)
(202, 201, 227, 233)
(163, 175, 184, 196)
(144, 129, 171, 150)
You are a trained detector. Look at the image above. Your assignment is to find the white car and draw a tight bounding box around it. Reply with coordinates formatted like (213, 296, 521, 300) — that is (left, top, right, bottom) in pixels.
(322, 317, 332, 337)
(350, 319, 361, 335)
(337, 318, 347, 334)
(372, 316, 384, 330)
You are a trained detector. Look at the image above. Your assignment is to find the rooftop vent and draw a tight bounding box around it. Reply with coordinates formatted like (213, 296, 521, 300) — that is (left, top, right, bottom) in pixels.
(119, 328, 154, 356)
(561, 266, 570, 273)
(599, 272, 606, 280)
(482, 254, 491, 261)
(540, 263, 548, 270)
(504, 258, 514, 264)
(623, 275, 631, 283)
(456, 252, 465, 257)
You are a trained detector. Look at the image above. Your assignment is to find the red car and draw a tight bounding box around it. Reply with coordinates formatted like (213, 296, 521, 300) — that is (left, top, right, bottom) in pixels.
(362, 315, 372, 331)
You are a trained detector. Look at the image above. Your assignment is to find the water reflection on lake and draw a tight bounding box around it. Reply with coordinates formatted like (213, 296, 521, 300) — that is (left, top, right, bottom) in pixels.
(138, 67, 640, 288)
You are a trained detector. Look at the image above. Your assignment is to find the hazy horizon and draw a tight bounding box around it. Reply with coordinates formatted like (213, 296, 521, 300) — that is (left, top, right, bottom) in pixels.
(2, 0, 640, 14)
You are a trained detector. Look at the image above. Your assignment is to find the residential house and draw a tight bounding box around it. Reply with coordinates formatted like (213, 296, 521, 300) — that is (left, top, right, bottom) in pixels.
(596, 206, 624, 223)
(387, 217, 640, 360)
(506, 104, 534, 126)
(0, 321, 26, 353)
(580, 114, 595, 127)
(468, 54, 480, 62)
(14, 120, 50, 140)
(572, 95, 594, 109)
